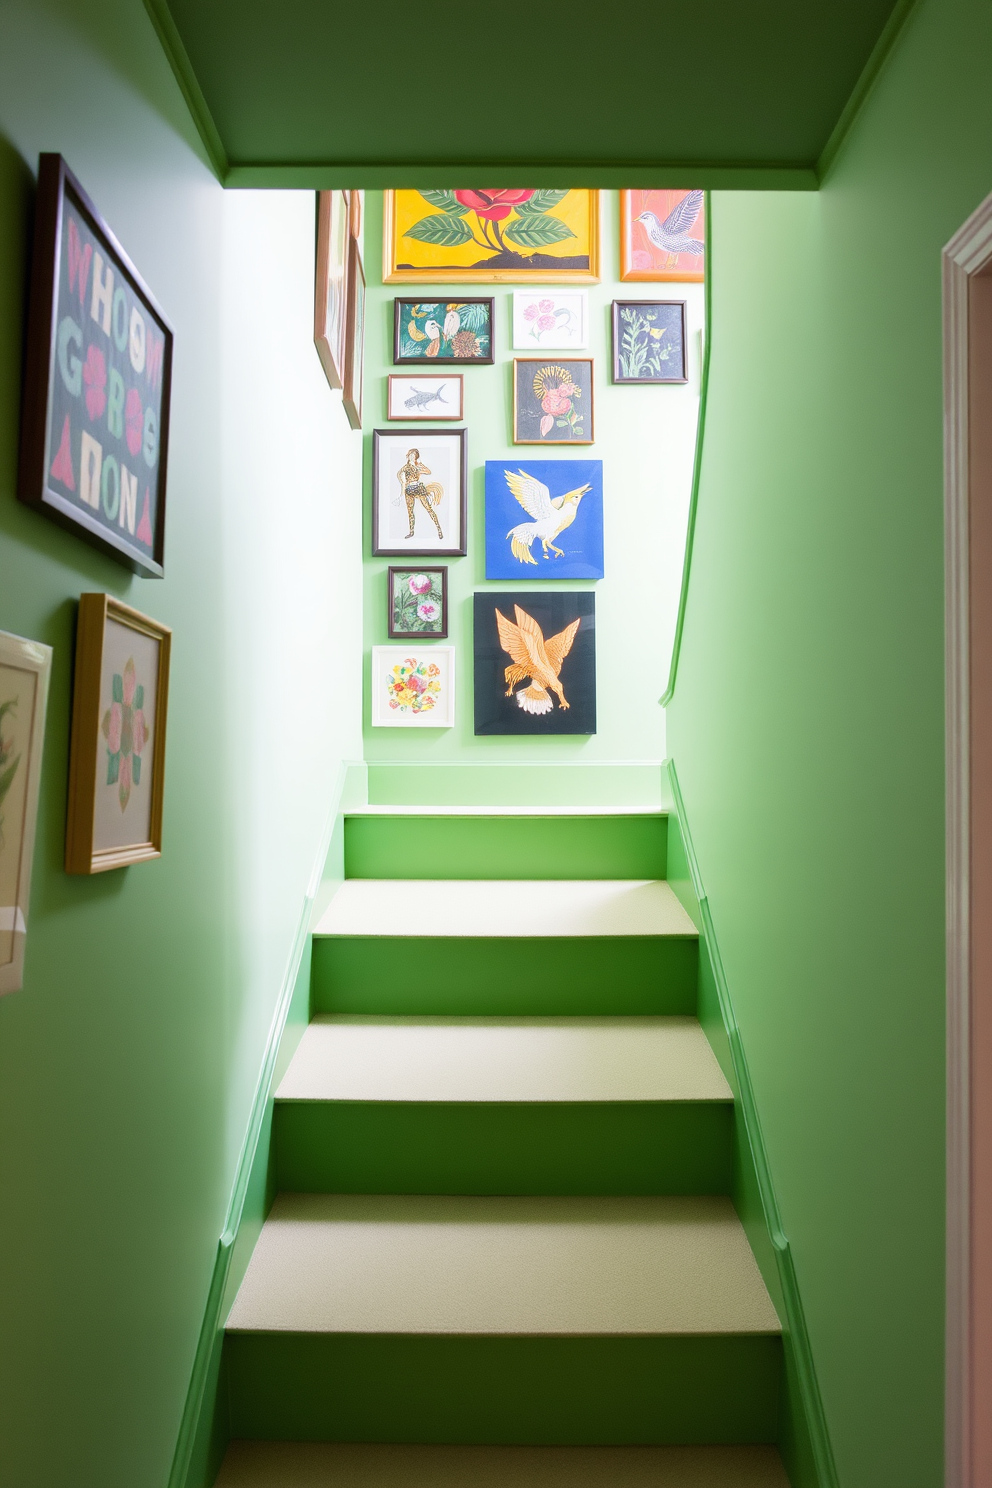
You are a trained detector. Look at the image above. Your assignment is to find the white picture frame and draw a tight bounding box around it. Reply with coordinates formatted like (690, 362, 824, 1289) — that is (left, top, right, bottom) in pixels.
(0, 629, 53, 995)
(371, 646, 455, 727)
(387, 374, 464, 421)
(512, 291, 589, 350)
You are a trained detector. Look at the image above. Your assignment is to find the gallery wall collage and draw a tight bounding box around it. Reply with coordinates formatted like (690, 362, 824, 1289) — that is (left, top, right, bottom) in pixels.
(322, 187, 707, 738)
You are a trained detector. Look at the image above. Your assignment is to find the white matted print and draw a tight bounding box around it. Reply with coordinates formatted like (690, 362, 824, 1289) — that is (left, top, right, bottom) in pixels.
(372, 428, 467, 556)
(0, 631, 52, 995)
(372, 646, 455, 727)
(387, 374, 464, 421)
(512, 291, 588, 350)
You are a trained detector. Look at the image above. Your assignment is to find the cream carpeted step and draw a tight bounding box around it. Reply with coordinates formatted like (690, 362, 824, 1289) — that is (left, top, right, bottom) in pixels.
(226, 1194, 779, 1336)
(214, 1439, 792, 1486)
(276, 1015, 731, 1103)
(313, 879, 696, 938)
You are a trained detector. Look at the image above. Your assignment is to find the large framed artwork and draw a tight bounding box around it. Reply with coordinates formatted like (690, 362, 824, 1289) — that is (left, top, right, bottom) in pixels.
(512, 291, 588, 350)
(17, 154, 173, 577)
(65, 593, 171, 875)
(384, 190, 600, 283)
(371, 645, 455, 727)
(513, 358, 594, 444)
(474, 592, 595, 735)
(387, 374, 464, 421)
(394, 298, 494, 366)
(387, 567, 448, 638)
(612, 300, 688, 384)
(485, 460, 604, 580)
(620, 189, 705, 283)
(314, 189, 350, 391)
(372, 428, 467, 557)
(342, 239, 365, 429)
(0, 631, 52, 996)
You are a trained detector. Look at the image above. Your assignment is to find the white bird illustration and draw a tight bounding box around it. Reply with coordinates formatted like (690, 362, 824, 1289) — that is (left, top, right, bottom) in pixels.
(636, 190, 705, 266)
(443, 308, 461, 340)
(424, 318, 443, 358)
(503, 469, 592, 564)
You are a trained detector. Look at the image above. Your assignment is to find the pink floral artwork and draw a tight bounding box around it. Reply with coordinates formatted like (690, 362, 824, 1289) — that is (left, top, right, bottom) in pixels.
(513, 291, 588, 350)
(100, 655, 150, 813)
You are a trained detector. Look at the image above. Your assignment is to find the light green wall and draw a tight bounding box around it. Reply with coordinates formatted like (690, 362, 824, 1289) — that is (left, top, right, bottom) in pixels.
(668, 0, 992, 1481)
(0, 3, 362, 1484)
(361, 190, 702, 769)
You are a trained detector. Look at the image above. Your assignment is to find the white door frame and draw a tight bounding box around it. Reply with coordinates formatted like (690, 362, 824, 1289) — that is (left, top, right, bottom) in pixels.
(944, 189, 992, 1488)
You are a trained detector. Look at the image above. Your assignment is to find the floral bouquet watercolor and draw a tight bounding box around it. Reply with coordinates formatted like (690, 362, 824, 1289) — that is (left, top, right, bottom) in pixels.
(387, 659, 442, 715)
(391, 571, 446, 636)
(101, 656, 149, 812)
(0, 697, 20, 848)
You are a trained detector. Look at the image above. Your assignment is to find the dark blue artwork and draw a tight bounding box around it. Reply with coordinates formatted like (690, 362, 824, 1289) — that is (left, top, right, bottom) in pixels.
(484, 459, 603, 581)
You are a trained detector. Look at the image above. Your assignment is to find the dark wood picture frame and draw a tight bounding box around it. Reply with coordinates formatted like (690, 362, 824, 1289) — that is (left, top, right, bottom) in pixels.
(314, 189, 350, 392)
(18, 154, 174, 577)
(387, 566, 449, 639)
(611, 299, 688, 384)
(372, 427, 468, 557)
(65, 593, 171, 875)
(342, 238, 365, 430)
(512, 357, 595, 444)
(393, 297, 495, 365)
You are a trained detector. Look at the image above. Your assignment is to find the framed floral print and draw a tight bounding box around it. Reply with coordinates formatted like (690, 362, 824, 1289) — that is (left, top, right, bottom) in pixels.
(314, 189, 350, 391)
(342, 238, 365, 429)
(65, 593, 171, 874)
(394, 298, 494, 365)
(387, 567, 448, 638)
(18, 154, 173, 577)
(512, 291, 588, 350)
(372, 427, 468, 557)
(387, 374, 464, 421)
(372, 646, 455, 727)
(513, 358, 594, 444)
(612, 301, 688, 384)
(384, 190, 600, 282)
(0, 630, 52, 995)
(620, 189, 705, 283)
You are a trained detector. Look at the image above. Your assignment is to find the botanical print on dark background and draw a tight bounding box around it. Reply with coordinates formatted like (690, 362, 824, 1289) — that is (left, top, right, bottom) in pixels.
(513, 358, 594, 443)
(474, 591, 596, 735)
(388, 567, 448, 637)
(612, 300, 687, 384)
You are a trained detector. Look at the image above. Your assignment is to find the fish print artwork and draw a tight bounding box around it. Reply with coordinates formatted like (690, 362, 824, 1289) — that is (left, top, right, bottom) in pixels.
(387, 374, 464, 421)
(393, 299, 494, 365)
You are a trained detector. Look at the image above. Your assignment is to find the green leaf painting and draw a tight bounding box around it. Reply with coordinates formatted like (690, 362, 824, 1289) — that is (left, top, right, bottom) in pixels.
(517, 189, 569, 215)
(417, 189, 469, 215)
(505, 215, 575, 249)
(405, 214, 474, 248)
(397, 189, 592, 272)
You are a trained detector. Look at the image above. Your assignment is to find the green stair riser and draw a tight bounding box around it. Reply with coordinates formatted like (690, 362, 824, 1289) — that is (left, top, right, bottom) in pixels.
(344, 815, 667, 880)
(225, 1333, 782, 1445)
(274, 1101, 733, 1195)
(311, 937, 698, 1016)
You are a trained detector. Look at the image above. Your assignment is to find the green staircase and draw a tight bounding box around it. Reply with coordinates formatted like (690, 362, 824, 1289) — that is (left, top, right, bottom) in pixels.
(214, 810, 790, 1486)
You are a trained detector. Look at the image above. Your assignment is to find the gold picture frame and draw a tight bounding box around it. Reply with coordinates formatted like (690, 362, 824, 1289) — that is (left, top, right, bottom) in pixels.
(0, 629, 52, 995)
(384, 190, 600, 283)
(65, 593, 171, 874)
(314, 189, 351, 391)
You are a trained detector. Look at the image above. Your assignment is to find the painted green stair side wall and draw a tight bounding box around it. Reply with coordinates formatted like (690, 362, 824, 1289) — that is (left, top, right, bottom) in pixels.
(343, 814, 668, 880)
(274, 1099, 733, 1195)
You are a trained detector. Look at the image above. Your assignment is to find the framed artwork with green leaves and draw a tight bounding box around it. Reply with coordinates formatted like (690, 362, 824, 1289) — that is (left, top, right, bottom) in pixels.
(611, 299, 688, 384)
(384, 190, 600, 282)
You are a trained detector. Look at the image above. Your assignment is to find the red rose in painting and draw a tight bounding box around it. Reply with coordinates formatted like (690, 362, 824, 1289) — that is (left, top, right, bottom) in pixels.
(453, 190, 535, 222)
(125, 388, 143, 456)
(83, 345, 107, 421)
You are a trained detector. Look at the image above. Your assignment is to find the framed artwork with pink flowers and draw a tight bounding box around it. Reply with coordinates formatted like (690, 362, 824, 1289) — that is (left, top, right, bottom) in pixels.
(387, 567, 448, 638)
(513, 358, 594, 444)
(65, 594, 171, 875)
(512, 292, 588, 350)
(371, 646, 455, 728)
(384, 190, 599, 283)
(18, 155, 173, 578)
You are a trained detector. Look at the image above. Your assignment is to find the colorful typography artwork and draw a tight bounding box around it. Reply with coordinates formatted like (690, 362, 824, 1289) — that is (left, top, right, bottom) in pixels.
(385, 190, 600, 282)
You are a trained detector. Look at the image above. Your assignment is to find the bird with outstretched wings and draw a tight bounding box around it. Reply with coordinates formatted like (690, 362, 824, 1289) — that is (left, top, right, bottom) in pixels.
(636, 189, 705, 265)
(503, 469, 591, 565)
(495, 604, 580, 715)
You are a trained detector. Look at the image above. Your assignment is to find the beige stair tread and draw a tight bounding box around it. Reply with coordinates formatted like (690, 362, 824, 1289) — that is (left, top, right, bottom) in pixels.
(276, 1016, 731, 1103)
(226, 1194, 779, 1337)
(215, 1440, 791, 1487)
(313, 879, 696, 938)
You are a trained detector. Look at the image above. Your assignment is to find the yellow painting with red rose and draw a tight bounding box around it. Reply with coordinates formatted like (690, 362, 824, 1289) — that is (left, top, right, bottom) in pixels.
(384, 190, 599, 283)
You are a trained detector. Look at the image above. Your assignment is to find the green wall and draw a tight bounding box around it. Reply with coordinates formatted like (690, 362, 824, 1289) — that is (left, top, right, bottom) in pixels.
(361, 190, 702, 768)
(668, 0, 992, 1481)
(0, 3, 362, 1484)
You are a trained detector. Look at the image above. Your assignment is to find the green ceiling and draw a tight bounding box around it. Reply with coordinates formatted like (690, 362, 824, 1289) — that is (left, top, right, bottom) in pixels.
(145, 0, 913, 188)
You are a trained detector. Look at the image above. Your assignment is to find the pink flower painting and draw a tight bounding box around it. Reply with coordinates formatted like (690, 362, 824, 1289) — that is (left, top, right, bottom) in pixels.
(100, 655, 150, 813)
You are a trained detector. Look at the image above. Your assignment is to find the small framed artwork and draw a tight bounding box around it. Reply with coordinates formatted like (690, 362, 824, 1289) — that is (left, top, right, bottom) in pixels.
(372, 427, 467, 557)
(474, 592, 595, 735)
(394, 298, 494, 365)
(388, 567, 448, 638)
(350, 189, 364, 240)
(387, 374, 464, 421)
(314, 189, 350, 391)
(18, 154, 173, 578)
(621, 189, 705, 283)
(384, 190, 600, 282)
(612, 301, 687, 384)
(512, 291, 588, 349)
(342, 239, 365, 429)
(372, 646, 455, 727)
(513, 358, 594, 444)
(485, 460, 603, 580)
(0, 630, 53, 996)
(65, 593, 171, 875)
